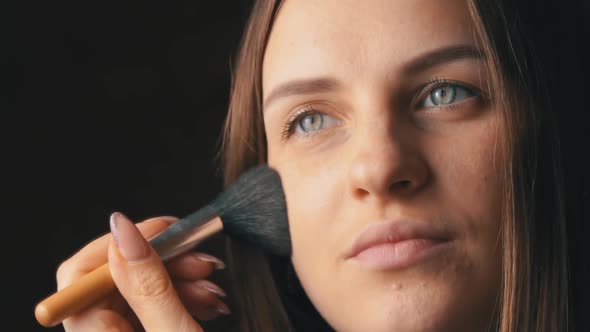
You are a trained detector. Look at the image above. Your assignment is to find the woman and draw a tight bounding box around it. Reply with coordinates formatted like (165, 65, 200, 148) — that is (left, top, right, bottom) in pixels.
(57, 0, 586, 331)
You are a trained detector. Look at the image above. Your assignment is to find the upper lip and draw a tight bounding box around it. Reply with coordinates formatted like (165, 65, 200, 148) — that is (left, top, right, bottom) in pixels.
(344, 219, 455, 259)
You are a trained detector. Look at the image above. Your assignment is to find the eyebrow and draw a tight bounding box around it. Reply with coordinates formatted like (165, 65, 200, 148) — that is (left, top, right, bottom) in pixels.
(262, 44, 484, 109)
(402, 44, 485, 74)
(263, 77, 340, 110)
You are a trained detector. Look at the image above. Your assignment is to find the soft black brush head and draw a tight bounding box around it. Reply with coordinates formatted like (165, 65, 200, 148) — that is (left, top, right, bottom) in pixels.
(211, 165, 291, 257)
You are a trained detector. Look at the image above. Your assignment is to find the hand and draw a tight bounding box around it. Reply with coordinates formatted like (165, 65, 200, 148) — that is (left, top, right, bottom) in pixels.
(56, 212, 229, 331)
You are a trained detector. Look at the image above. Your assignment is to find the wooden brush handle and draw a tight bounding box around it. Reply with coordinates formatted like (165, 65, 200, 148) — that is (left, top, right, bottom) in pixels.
(35, 263, 115, 327)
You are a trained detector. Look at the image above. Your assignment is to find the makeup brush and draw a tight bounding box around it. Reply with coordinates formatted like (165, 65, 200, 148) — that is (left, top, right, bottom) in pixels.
(35, 165, 291, 328)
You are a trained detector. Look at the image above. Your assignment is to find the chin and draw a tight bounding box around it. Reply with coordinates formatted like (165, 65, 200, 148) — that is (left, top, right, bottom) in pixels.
(372, 302, 454, 332)
(324, 290, 470, 332)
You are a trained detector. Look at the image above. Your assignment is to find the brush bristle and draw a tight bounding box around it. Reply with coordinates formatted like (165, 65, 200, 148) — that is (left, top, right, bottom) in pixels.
(211, 165, 291, 257)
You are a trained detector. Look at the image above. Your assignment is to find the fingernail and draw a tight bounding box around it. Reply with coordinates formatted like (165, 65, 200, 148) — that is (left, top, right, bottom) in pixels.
(110, 212, 151, 261)
(197, 280, 227, 297)
(215, 302, 231, 315)
(194, 253, 225, 270)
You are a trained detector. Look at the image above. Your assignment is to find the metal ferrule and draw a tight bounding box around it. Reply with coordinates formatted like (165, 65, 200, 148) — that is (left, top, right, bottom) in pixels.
(148, 205, 224, 261)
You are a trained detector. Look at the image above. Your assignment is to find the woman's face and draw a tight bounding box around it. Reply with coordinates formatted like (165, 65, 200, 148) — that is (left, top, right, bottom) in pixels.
(263, 0, 503, 331)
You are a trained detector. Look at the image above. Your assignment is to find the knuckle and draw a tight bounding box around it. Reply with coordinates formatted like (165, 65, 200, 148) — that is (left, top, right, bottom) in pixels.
(133, 268, 172, 298)
(56, 260, 72, 283)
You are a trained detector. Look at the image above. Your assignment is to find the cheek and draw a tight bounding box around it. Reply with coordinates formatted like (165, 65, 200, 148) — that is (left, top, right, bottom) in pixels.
(277, 161, 343, 256)
(268, 150, 349, 284)
(431, 118, 504, 283)
(435, 116, 504, 223)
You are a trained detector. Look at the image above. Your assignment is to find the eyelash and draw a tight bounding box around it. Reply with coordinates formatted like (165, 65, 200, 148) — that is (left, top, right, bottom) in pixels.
(415, 77, 481, 110)
(280, 78, 482, 140)
(281, 106, 319, 141)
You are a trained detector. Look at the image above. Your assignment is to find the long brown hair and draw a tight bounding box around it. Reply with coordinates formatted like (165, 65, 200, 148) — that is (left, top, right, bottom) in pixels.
(215, 0, 574, 330)
(467, 0, 570, 330)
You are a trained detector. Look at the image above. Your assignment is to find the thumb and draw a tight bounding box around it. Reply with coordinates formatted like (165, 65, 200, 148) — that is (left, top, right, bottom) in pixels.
(108, 212, 203, 332)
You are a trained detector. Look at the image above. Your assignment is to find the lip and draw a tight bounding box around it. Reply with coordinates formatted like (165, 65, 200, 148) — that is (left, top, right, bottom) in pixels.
(344, 219, 455, 270)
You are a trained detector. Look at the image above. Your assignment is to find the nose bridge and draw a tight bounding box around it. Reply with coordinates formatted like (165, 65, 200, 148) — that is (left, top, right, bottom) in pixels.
(347, 100, 428, 202)
(353, 86, 396, 143)
(353, 90, 405, 165)
(353, 114, 406, 177)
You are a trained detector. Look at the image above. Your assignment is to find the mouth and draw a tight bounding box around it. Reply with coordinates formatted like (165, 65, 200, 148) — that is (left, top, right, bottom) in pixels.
(344, 219, 455, 270)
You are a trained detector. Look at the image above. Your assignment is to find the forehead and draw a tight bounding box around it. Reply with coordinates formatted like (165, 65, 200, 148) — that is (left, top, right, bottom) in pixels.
(263, 0, 476, 90)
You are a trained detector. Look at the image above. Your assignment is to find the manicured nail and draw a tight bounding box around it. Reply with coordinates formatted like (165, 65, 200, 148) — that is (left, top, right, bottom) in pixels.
(197, 280, 226, 297)
(194, 253, 226, 270)
(215, 302, 231, 315)
(110, 212, 151, 261)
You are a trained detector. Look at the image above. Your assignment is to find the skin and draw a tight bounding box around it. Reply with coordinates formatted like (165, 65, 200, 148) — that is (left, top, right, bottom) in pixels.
(56, 214, 226, 331)
(263, 0, 503, 331)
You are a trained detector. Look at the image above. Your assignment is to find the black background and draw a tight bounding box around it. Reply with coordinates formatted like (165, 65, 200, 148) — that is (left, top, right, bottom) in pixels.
(11, 1, 252, 331)
(9, 1, 590, 331)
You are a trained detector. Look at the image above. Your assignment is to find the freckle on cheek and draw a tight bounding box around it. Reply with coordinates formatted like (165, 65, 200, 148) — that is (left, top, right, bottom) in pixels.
(390, 282, 403, 291)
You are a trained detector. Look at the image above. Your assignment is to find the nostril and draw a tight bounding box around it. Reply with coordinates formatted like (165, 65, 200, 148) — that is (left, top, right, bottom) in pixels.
(354, 188, 370, 198)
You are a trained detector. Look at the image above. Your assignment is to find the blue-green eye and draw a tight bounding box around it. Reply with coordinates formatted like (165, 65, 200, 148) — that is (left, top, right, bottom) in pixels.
(297, 113, 324, 133)
(422, 83, 474, 107)
(282, 108, 340, 140)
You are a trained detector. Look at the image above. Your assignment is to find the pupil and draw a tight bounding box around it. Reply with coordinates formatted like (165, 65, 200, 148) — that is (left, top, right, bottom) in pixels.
(300, 113, 322, 132)
(432, 85, 455, 105)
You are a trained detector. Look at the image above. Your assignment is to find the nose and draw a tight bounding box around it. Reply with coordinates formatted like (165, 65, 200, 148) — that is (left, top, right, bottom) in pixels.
(348, 121, 429, 203)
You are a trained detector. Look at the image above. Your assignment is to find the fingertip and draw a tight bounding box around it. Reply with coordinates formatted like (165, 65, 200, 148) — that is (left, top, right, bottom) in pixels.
(109, 213, 151, 262)
(215, 301, 231, 316)
(142, 216, 179, 224)
(166, 253, 217, 280)
(193, 253, 226, 270)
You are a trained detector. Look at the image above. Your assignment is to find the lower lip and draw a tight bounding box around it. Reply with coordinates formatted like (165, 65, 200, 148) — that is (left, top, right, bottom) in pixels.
(351, 239, 452, 270)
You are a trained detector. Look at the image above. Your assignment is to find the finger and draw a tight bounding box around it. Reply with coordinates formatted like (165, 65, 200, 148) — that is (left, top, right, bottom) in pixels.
(108, 212, 202, 332)
(63, 308, 134, 332)
(175, 279, 225, 307)
(174, 280, 230, 321)
(65, 216, 177, 272)
(190, 298, 231, 322)
(57, 216, 177, 290)
(61, 288, 133, 331)
(165, 252, 224, 280)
